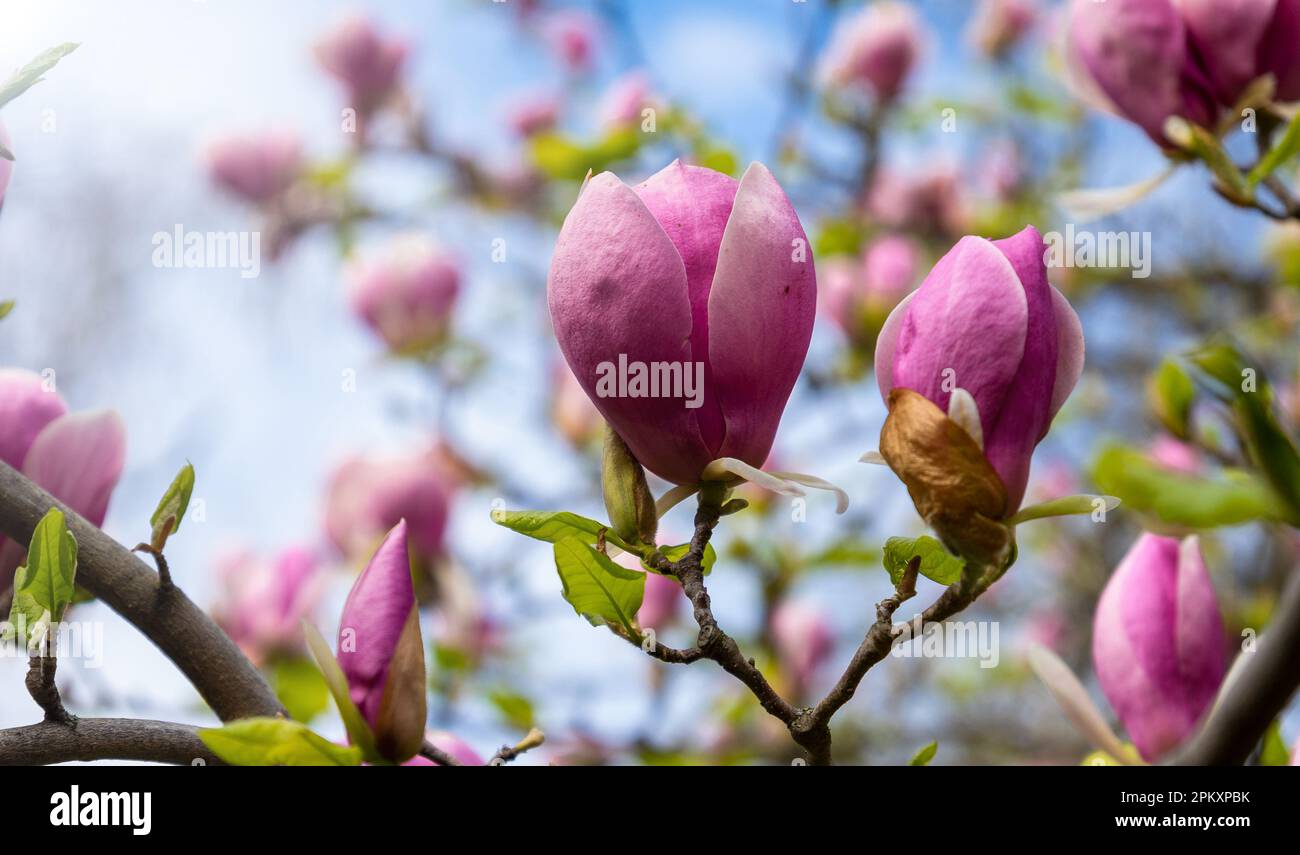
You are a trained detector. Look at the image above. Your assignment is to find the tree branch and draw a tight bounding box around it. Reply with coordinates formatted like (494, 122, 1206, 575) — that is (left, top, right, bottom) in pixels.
(0, 460, 284, 724)
(0, 719, 221, 766)
(1173, 563, 1300, 765)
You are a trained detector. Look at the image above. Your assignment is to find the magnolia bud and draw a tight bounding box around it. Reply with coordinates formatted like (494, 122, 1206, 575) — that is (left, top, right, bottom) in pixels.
(602, 424, 657, 546)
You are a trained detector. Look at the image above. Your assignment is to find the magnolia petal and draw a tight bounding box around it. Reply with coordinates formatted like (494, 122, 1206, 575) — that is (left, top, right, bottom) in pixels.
(1007, 494, 1120, 525)
(1027, 642, 1142, 765)
(1056, 166, 1177, 223)
(707, 162, 817, 469)
(547, 170, 710, 486)
(1048, 286, 1086, 420)
(701, 457, 805, 498)
(655, 483, 699, 519)
(872, 290, 916, 401)
(946, 387, 983, 450)
(859, 450, 887, 465)
(768, 471, 850, 514)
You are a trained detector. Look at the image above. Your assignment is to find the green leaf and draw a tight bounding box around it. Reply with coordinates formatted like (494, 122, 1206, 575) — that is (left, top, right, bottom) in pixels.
(908, 740, 938, 766)
(1007, 494, 1119, 526)
(650, 542, 716, 576)
(1091, 444, 1288, 528)
(149, 462, 195, 551)
(1164, 118, 1252, 203)
(0, 300, 13, 320)
(552, 537, 646, 639)
(199, 718, 361, 766)
(271, 656, 330, 723)
(0, 43, 79, 110)
(487, 689, 536, 731)
(1149, 358, 1196, 438)
(1188, 343, 1300, 519)
(6, 508, 78, 648)
(882, 536, 965, 587)
(302, 620, 378, 762)
(491, 509, 635, 553)
(1247, 111, 1300, 188)
(803, 538, 879, 570)
(1259, 720, 1290, 766)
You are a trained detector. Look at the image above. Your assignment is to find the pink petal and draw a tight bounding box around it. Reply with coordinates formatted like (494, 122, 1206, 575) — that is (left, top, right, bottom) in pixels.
(1048, 285, 1085, 419)
(547, 171, 711, 485)
(22, 409, 126, 528)
(890, 235, 1028, 435)
(338, 520, 416, 728)
(632, 161, 738, 453)
(1177, 0, 1278, 105)
(0, 368, 68, 470)
(706, 162, 816, 469)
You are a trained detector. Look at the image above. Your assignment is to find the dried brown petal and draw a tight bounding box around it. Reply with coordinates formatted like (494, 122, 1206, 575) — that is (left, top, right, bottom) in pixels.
(880, 388, 1012, 565)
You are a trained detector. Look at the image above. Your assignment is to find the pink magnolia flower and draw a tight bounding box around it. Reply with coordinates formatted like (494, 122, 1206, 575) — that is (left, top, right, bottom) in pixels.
(324, 446, 456, 565)
(876, 225, 1086, 513)
(1065, 0, 1300, 145)
(205, 131, 302, 204)
(1093, 534, 1225, 761)
(1148, 435, 1201, 474)
(548, 161, 816, 486)
(967, 0, 1039, 59)
(506, 91, 561, 138)
(598, 71, 658, 129)
(338, 520, 425, 760)
(867, 164, 967, 235)
(0, 368, 67, 470)
(212, 546, 323, 663)
(0, 122, 13, 207)
(345, 234, 460, 354)
(820, 0, 925, 102)
(771, 601, 834, 694)
(0, 385, 126, 582)
(543, 10, 599, 73)
(314, 15, 408, 113)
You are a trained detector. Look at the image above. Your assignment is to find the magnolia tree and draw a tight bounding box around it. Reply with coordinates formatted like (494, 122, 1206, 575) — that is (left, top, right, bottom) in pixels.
(1, 0, 1299, 767)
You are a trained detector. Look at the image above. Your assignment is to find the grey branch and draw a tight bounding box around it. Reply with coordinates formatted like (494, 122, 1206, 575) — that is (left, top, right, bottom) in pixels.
(0, 460, 284, 724)
(0, 718, 221, 766)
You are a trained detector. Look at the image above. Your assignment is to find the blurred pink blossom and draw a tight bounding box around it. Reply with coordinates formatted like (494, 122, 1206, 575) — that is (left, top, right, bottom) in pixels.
(819, 235, 918, 337)
(820, 0, 925, 102)
(314, 14, 409, 112)
(404, 731, 486, 766)
(1148, 436, 1201, 474)
(967, 0, 1039, 59)
(550, 358, 603, 448)
(346, 234, 460, 354)
(212, 546, 323, 664)
(638, 570, 681, 630)
(771, 601, 834, 694)
(866, 164, 966, 235)
(598, 71, 658, 129)
(0, 378, 126, 584)
(324, 445, 457, 565)
(506, 91, 561, 137)
(543, 10, 599, 73)
(1024, 608, 1067, 652)
(205, 131, 302, 204)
